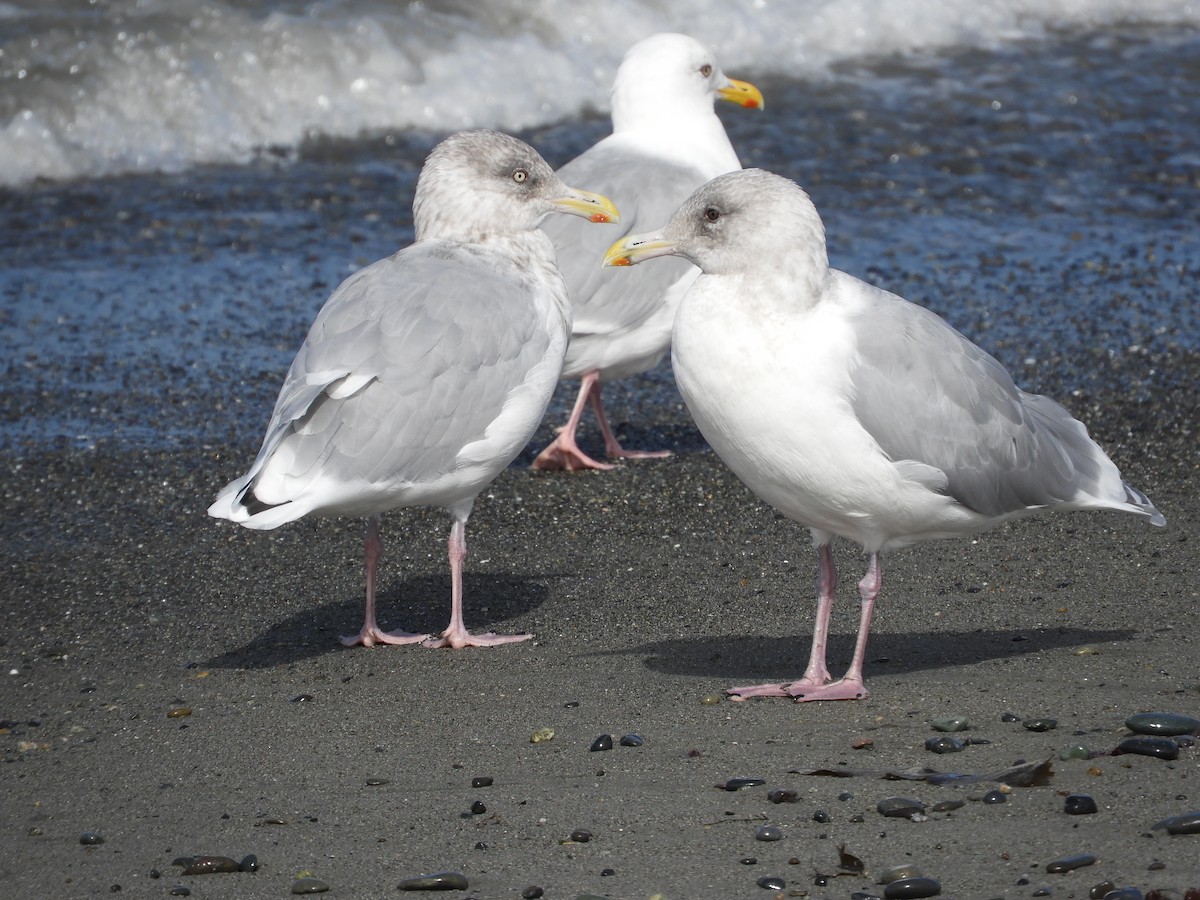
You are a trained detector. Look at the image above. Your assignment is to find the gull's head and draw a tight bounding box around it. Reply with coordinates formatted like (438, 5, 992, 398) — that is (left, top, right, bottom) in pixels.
(611, 33, 763, 133)
(414, 130, 618, 242)
(604, 169, 826, 277)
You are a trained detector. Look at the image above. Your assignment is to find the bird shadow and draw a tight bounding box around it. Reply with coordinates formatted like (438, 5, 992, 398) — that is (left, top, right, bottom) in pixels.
(587, 626, 1136, 681)
(202, 572, 553, 669)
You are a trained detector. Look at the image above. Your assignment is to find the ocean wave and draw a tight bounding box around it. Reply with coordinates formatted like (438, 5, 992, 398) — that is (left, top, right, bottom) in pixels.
(1, 0, 1196, 185)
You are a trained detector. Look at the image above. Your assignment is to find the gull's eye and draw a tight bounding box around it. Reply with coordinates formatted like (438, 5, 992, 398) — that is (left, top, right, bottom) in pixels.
(700, 63, 713, 78)
(512, 168, 528, 183)
(704, 207, 720, 222)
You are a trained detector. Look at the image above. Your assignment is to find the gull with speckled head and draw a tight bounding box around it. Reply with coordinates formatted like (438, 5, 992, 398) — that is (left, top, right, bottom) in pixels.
(209, 130, 618, 649)
(532, 33, 763, 471)
(605, 168, 1164, 701)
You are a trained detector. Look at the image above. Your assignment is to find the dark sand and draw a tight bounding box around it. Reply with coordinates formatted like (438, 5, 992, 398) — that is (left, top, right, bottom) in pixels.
(2, 358, 1197, 898)
(3, 25, 1200, 900)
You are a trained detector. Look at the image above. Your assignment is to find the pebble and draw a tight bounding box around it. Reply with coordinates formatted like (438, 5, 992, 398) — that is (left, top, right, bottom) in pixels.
(1024, 718, 1058, 732)
(239, 854, 259, 872)
(722, 777, 767, 791)
(398, 871, 469, 890)
(1060, 744, 1091, 760)
(471, 776, 493, 788)
(884, 876, 942, 898)
(365, 778, 390, 786)
(1150, 811, 1200, 834)
(1065, 794, 1099, 815)
(619, 733, 644, 747)
(877, 864, 924, 884)
(1102, 890, 1143, 900)
(166, 707, 191, 719)
(470, 801, 486, 815)
(931, 717, 970, 732)
(767, 789, 799, 804)
(1000, 711, 1023, 722)
(168, 887, 190, 897)
(521, 888, 544, 899)
(930, 800, 964, 813)
(569, 829, 592, 843)
(1125, 712, 1200, 736)
(589, 734, 613, 752)
(1090, 882, 1117, 899)
(877, 797, 926, 818)
(812, 809, 831, 823)
(1046, 852, 1097, 873)
(755, 825, 783, 842)
(290, 694, 315, 703)
(925, 736, 966, 754)
(740, 857, 758, 865)
(701, 694, 723, 705)
(529, 727, 554, 744)
(291, 877, 330, 894)
(80, 832, 105, 845)
(982, 789, 1007, 805)
(757, 875, 786, 890)
(1114, 736, 1179, 760)
(180, 856, 242, 875)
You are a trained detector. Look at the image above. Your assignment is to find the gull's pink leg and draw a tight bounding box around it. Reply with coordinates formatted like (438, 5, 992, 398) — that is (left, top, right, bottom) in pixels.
(340, 516, 428, 647)
(728, 542, 838, 700)
(531, 371, 614, 471)
(423, 518, 533, 649)
(786, 552, 880, 702)
(589, 379, 671, 461)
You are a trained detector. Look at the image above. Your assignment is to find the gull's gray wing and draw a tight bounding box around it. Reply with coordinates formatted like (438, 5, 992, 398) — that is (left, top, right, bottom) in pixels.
(843, 274, 1128, 518)
(246, 241, 556, 494)
(542, 140, 701, 336)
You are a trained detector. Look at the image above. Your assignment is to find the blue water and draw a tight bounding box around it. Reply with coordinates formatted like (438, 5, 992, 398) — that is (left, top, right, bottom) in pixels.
(1, 8, 1197, 452)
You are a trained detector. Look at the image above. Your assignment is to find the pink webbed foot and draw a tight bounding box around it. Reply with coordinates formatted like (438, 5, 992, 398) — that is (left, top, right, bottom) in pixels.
(605, 444, 672, 461)
(422, 627, 534, 649)
(339, 624, 429, 648)
(531, 431, 615, 472)
(726, 676, 868, 703)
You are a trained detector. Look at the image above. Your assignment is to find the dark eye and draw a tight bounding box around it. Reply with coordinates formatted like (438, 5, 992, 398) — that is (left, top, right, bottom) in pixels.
(512, 168, 528, 183)
(704, 207, 720, 222)
(700, 63, 713, 77)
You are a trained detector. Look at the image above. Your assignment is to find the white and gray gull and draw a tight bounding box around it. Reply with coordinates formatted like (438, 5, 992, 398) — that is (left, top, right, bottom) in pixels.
(209, 130, 618, 649)
(605, 168, 1164, 701)
(532, 33, 763, 471)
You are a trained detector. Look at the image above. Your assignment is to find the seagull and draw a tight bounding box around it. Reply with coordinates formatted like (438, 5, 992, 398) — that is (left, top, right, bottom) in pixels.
(605, 168, 1165, 701)
(209, 130, 618, 649)
(531, 33, 763, 472)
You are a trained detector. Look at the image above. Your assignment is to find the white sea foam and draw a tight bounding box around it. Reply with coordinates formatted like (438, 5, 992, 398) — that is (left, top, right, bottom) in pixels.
(0, 0, 1195, 185)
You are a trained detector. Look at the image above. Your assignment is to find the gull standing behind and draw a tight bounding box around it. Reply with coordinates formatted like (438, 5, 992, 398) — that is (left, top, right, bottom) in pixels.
(532, 32, 763, 472)
(605, 168, 1164, 701)
(209, 130, 618, 649)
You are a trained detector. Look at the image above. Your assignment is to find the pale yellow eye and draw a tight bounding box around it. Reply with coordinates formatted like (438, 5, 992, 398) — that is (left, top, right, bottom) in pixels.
(512, 169, 528, 183)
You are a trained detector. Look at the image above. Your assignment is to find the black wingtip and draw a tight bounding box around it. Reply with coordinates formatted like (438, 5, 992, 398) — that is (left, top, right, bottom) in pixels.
(237, 487, 288, 517)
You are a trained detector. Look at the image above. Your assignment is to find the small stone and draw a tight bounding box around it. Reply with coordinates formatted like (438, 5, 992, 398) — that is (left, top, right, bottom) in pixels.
(27, 827, 43, 836)
(530, 727, 554, 744)
(1000, 711, 1023, 722)
(471, 776, 493, 788)
(238, 854, 259, 873)
(398, 871, 469, 890)
(80, 832, 105, 845)
(1024, 718, 1057, 732)
(767, 789, 798, 804)
(1046, 852, 1098, 873)
(600, 868, 615, 876)
(589, 734, 613, 752)
(1102, 889, 1143, 900)
(812, 809, 831, 823)
(1060, 744, 1091, 760)
(925, 736, 966, 754)
(291, 876, 330, 894)
(838, 791, 854, 801)
(1065, 794, 1099, 815)
(1125, 712, 1200, 737)
(1150, 811, 1200, 834)
(168, 887, 191, 897)
(1113, 736, 1179, 760)
(181, 856, 241, 875)
(757, 875, 786, 890)
(740, 857, 757, 865)
(877, 864, 924, 884)
(852, 737, 875, 749)
(619, 733, 644, 747)
(365, 778, 389, 786)
(701, 694, 723, 705)
(521, 888, 544, 900)
(167, 707, 192, 718)
(569, 829, 592, 843)
(755, 824, 783, 842)
(470, 801, 486, 815)
(290, 694, 315, 703)
(722, 777, 767, 791)
(1090, 882, 1117, 899)
(930, 800, 964, 813)
(1032, 887, 1053, 897)
(931, 717, 970, 732)
(877, 797, 926, 818)
(884, 876, 942, 898)
(982, 789, 1007, 804)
